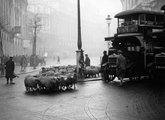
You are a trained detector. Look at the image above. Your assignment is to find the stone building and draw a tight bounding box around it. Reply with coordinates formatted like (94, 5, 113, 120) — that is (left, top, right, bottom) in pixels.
(0, 0, 28, 57)
(120, 0, 165, 11)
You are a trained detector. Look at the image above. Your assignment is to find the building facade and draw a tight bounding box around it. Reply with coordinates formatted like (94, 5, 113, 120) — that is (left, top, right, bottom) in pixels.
(27, 1, 55, 57)
(120, 0, 165, 11)
(0, 0, 28, 57)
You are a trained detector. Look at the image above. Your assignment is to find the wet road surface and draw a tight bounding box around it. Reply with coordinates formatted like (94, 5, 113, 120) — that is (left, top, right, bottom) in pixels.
(0, 73, 165, 120)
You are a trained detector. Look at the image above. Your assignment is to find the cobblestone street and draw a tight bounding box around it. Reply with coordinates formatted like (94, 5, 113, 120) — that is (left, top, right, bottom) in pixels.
(0, 71, 165, 120)
(1, 0, 165, 119)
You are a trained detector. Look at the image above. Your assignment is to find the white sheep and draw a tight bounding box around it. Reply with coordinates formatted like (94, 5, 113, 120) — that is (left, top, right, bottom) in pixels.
(65, 73, 77, 89)
(24, 75, 39, 92)
(38, 76, 59, 91)
(85, 66, 100, 78)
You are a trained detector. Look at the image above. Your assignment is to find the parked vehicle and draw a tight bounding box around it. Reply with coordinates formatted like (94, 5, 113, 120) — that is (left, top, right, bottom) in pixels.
(103, 10, 165, 82)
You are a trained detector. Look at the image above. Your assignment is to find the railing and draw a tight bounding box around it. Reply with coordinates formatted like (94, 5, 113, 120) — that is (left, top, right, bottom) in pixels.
(117, 25, 138, 34)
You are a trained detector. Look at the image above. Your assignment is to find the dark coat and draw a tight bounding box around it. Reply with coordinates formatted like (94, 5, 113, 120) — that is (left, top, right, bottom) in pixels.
(5, 59, 15, 78)
(101, 54, 108, 66)
(85, 57, 90, 67)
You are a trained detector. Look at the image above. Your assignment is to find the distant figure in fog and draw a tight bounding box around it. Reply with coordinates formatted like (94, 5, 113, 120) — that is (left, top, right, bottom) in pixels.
(5, 57, 16, 84)
(57, 56, 60, 64)
(116, 50, 126, 86)
(84, 54, 90, 67)
(20, 55, 27, 71)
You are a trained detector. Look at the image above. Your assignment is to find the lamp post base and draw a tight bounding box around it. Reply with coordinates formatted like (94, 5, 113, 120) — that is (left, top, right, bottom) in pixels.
(76, 49, 84, 81)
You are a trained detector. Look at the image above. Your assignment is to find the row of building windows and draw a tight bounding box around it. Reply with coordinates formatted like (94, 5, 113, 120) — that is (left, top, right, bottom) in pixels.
(0, 0, 28, 57)
(1, 30, 24, 56)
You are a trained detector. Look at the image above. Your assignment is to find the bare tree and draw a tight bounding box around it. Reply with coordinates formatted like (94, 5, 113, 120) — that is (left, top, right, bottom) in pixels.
(28, 13, 42, 68)
(29, 13, 42, 56)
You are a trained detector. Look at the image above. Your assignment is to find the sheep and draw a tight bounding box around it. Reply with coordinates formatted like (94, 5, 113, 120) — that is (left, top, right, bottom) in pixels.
(91, 67, 100, 77)
(84, 66, 100, 78)
(37, 76, 59, 92)
(24, 75, 39, 92)
(57, 76, 68, 91)
(65, 73, 77, 89)
(29, 65, 78, 93)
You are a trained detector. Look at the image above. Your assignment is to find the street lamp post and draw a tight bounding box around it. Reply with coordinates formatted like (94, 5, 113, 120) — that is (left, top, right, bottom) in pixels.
(31, 14, 41, 69)
(76, 0, 84, 80)
(106, 15, 112, 37)
(105, 15, 112, 48)
(32, 22, 37, 69)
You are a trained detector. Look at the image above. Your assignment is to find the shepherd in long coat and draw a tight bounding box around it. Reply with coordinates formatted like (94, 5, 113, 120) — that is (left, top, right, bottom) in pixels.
(5, 57, 15, 84)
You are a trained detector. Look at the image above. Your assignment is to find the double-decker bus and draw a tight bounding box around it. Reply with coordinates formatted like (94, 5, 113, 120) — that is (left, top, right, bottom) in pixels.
(104, 9, 165, 82)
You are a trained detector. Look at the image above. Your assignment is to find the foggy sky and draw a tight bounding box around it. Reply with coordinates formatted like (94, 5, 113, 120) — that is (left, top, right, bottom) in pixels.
(28, 0, 122, 59)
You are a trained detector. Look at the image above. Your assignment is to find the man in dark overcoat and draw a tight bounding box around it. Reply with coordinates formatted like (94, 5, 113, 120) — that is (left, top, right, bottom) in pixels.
(84, 54, 90, 67)
(5, 57, 15, 84)
(101, 51, 108, 68)
(101, 51, 109, 81)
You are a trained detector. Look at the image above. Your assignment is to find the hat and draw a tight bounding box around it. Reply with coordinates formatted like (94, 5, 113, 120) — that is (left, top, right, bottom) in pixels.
(117, 50, 123, 53)
(103, 51, 107, 54)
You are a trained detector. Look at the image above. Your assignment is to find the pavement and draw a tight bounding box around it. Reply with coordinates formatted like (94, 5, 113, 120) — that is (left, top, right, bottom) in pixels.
(0, 65, 42, 78)
(0, 61, 102, 82)
(0, 61, 165, 120)
(0, 72, 164, 120)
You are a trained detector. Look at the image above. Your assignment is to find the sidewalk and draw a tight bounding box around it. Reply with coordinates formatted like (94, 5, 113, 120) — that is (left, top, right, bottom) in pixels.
(14, 66, 42, 75)
(0, 65, 42, 78)
(1, 63, 102, 82)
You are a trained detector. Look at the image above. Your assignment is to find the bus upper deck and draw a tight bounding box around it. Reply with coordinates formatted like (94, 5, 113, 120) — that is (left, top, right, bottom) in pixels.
(114, 9, 164, 34)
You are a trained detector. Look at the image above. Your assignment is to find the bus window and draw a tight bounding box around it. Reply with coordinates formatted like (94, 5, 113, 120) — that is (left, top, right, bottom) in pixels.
(146, 14, 155, 25)
(140, 14, 146, 24)
(131, 15, 139, 25)
(119, 18, 125, 27)
(156, 15, 164, 26)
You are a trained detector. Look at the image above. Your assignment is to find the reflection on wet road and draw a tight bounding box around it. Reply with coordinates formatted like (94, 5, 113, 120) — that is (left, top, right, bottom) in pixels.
(0, 74, 164, 120)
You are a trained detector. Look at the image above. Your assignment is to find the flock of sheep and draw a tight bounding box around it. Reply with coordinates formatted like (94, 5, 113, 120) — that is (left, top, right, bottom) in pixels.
(85, 66, 101, 78)
(24, 65, 101, 93)
(24, 65, 77, 92)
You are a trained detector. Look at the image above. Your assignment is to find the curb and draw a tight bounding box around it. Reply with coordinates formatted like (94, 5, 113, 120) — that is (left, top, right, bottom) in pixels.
(78, 78, 102, 82)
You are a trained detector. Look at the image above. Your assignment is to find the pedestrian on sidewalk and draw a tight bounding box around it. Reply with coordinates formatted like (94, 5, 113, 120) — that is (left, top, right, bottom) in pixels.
(20, 55, 27, 72)
(5, 57, 16, 84)
(84, 54, 90, 67)
(57, 56, 60, 64)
